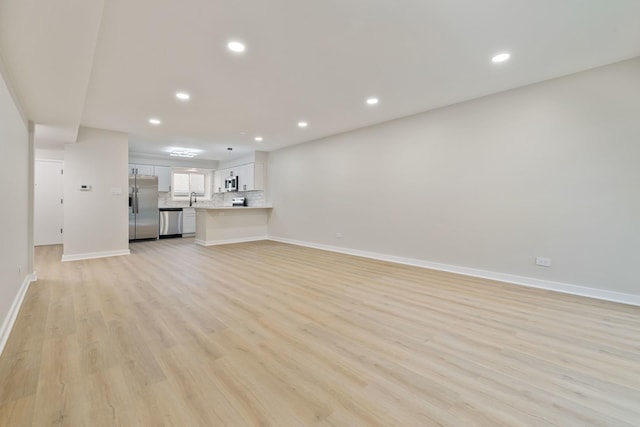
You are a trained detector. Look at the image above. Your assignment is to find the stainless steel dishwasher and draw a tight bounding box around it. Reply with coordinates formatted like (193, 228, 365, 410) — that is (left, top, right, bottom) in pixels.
(159, 208, 183, 238)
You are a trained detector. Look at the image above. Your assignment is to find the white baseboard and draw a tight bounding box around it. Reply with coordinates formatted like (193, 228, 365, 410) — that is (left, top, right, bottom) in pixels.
(195, 235, 268, 247)
(268, 236, 640, 307)
(61, 249, 130, 262)
(0, 272, 37, 358)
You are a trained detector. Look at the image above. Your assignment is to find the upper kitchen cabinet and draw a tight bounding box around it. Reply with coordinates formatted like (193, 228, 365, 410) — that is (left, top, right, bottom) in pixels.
(128, 164, 155, 175)
(237, 163, 265, 192)
(155, 166, 171, 192)
(213, 169, 226, 193)
(128, 164, 171, 192)
(213, 163, 264, 193)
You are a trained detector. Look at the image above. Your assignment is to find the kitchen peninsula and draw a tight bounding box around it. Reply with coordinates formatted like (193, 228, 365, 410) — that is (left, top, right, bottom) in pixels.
(194, 206, 272, 246)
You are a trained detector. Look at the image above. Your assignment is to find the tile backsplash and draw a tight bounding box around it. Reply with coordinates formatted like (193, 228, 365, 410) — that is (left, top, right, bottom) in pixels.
(159, 190, 265, 208)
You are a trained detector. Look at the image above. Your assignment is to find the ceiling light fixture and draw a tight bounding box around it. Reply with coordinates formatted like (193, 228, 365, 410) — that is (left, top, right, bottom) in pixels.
(227, 41, 246, 53)
(491, 52, 511, 63)
(169, 149, 197, 158)
(366, 97, 379, 105)
(298, 121, 308, 128)
(254, 136, 263, 142)
(175, 92, 190, 100)
(148, 118, 161, 125)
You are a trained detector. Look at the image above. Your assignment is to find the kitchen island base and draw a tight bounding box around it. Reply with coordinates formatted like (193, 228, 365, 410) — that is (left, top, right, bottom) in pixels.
(194, 207, 272, 246)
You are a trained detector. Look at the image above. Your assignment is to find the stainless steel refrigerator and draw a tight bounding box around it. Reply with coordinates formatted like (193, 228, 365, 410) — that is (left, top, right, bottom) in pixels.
(129, 174, 159, 240)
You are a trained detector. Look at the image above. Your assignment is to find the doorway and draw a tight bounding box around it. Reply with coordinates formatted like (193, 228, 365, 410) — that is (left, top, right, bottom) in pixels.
(34, 159, 64, 245)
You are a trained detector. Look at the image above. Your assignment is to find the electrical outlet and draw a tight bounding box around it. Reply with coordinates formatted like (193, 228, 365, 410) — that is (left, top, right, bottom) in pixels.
(535, 256, 551, 267)
(335, 232, 342, 239)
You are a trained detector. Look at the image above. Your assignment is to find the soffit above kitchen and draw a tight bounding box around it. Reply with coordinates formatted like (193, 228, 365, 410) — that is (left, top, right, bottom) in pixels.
(1, 0, 639, 159)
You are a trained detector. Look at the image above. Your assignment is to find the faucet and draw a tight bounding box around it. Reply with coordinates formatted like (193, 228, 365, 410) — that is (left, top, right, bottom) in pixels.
(189, 192, 197, 207)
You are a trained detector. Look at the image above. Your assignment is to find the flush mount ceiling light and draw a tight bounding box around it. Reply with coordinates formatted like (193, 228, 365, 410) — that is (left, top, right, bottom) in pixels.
(254, 136, 263, 142)
(169, 149, 197, 158)
(227, 41, 246, 53)
(148, 118, 161, 125)
(491, 52, 511, 63)
(366, 97, 379, 105)
(175, 92, 190, 101)
(298, 121, 308, 128)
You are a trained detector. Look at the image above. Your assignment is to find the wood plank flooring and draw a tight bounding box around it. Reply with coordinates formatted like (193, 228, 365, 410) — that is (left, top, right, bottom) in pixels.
(1, 238, 639, 426)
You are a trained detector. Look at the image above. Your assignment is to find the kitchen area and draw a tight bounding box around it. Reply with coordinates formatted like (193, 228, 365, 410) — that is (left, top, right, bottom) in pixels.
(129, 151, 272, 246)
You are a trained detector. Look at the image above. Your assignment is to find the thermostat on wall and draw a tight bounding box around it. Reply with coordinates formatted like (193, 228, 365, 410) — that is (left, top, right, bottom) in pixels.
(79, 184, 92, 191)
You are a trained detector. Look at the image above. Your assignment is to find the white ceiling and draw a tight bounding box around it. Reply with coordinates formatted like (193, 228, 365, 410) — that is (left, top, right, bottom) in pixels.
(2, 0, 640, 159)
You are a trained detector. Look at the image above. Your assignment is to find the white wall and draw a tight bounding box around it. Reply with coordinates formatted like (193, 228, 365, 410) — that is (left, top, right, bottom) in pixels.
(62, 127, 129, 260)
(268, 58, 640, 297)
(0, 60, 32, 352)
(35, 148, 64, 160)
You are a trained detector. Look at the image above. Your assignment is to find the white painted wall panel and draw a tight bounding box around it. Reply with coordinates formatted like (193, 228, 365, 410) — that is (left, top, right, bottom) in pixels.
(0, 63, 30, 348)
(268, 58, 640, 295)
(63, 127, 129, 259)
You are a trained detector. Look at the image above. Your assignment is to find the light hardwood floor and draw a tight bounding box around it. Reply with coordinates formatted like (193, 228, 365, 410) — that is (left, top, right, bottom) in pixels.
(1, 239, 639, 426)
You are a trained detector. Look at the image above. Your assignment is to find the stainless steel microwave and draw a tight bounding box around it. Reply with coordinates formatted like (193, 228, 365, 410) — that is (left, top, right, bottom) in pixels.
(224, 175, 238, 192)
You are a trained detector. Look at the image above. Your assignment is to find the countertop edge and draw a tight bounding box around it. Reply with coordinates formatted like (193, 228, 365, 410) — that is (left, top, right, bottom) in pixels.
(193, 206, 273, 210)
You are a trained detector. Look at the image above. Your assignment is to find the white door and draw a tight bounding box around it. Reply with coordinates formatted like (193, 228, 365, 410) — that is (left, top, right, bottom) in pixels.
(34, 160, 64, 245)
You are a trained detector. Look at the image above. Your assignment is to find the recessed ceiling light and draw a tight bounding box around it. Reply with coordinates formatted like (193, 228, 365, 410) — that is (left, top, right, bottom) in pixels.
(149, 118, 161, 125)
(366, 97, 379, 105)
(175, 92, 190, 100)
(227, 41, 246, 53)
(298, 121, 308, 128)
(491, 53, 510, 63)
(254, 136, 263, 142)
(169, 149, 197, 158)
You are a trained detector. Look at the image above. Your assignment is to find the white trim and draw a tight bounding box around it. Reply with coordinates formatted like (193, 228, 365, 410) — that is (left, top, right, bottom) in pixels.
(0, 272, 37, 357)
(195, 235, 268, 247)
(268, 236, 640, 307)
(61, 249, 130, 262)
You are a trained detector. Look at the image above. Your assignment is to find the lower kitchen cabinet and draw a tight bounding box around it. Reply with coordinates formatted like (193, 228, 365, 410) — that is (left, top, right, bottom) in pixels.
(182, 207, 196, 236)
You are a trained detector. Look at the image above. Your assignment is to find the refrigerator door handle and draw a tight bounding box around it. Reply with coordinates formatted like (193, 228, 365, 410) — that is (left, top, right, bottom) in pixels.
(134, 190, 139, 214)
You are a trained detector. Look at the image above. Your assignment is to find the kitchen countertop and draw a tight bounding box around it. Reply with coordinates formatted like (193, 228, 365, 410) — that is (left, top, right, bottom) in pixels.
(159, 205, 272, 209)
(194, 206, 273, 210)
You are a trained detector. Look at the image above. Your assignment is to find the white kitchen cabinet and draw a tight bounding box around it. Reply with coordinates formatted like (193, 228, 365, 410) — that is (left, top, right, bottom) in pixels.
(128, 164, 155, 175)
(237, 163, 253, 191)
(238, 163, 264, 191)
(214, 163, 265, 192)
(154, 166, 171, 192)
(182, 207, 196, 236)
(213, 169, 226, 193)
